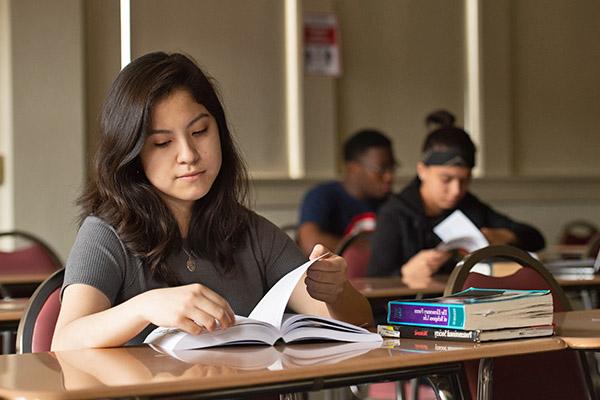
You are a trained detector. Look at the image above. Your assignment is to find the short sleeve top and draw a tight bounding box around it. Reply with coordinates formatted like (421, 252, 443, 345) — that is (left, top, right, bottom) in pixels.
(62, 212, 306, 344)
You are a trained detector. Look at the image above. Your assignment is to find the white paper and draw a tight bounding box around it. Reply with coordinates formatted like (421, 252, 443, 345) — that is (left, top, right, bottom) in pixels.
(248, 253, 328, 329)
(433, 210, 489, 252)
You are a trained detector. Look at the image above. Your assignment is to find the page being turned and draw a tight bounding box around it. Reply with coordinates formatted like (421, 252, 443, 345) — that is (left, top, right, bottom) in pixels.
(248, 253, 329, 329)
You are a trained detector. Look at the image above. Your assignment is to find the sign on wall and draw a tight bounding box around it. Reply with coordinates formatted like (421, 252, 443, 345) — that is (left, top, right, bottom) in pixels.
(303, 13, 341, 77)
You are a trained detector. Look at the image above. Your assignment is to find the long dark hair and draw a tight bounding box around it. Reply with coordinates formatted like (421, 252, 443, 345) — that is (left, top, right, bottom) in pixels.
(79, 52, 250, 283)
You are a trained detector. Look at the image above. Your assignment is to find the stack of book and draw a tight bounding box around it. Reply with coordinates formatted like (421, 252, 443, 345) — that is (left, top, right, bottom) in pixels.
(378, 287, 554, 343)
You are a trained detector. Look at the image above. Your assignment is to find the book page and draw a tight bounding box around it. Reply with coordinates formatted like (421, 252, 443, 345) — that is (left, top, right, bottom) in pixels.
(433, 210, 488, 252)
(248, 253, 329, 329)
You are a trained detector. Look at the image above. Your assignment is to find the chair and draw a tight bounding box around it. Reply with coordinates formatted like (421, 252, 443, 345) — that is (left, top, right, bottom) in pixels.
(585, 233, 600, 259)
(335, 230, 373, 279)
(559, 220, 599, 246)
(16, 268, 64, 353)
(445, 245, 595, 400)
(0, 230, 61, 300)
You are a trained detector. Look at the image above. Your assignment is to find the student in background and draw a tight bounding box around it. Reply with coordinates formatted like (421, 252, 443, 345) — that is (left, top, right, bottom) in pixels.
(298, 129, 397, 255)
(368, 127, 545, 281)
(425, 109, 456, 132)
(52, 52, 373, 350)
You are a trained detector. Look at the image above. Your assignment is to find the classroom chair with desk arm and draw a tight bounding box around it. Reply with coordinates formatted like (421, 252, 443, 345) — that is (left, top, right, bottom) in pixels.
(445, 245, 596, 400)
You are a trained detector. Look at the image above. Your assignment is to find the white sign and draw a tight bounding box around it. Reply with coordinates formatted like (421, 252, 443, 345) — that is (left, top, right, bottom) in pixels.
(304, 13, 341, 77)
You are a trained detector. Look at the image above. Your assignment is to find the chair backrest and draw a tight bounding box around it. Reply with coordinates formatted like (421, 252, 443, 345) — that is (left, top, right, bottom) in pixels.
(584, 232, 600, 259)
(336, 230, 373, 279)
(559, 220, 599, 246)
(445, 245, 593, 400)
(0, 231, 61, 274)
(16, 268, 64, 353)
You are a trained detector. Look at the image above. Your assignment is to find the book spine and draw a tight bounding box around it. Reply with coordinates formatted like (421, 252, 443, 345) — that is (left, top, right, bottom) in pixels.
(378, 325, 480, 342)
(387, 302, 465, 329)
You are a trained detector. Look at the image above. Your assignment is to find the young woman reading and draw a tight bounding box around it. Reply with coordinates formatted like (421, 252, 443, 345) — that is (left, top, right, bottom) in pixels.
(52, 52, 373, 350)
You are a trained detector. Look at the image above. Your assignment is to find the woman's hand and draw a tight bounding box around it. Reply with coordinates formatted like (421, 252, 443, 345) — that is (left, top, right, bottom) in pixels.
(138, 284, 235, 335)
(305, 244, 347, 305)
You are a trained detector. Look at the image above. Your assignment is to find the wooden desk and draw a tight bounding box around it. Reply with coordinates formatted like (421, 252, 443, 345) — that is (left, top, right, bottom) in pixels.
(352, 275, 600, 299)
(554, 308, 600, 350)
(0, 273, 49, 285)
(351, 276, 448, 299)
(542, 244, 589, 259)
(0, 298, 29, 322)
(0, 298, 29, 354)
(0, 337, 567, 400)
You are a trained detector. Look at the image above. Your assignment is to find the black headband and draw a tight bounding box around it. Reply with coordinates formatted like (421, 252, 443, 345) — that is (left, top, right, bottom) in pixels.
(422, 148, 475, 168)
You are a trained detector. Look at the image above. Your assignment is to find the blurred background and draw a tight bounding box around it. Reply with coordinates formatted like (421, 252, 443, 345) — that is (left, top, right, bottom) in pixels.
(1, 0, 599, 260)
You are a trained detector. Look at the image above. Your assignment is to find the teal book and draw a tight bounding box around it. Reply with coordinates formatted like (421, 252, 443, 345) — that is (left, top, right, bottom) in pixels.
(387, 288, 553, 331)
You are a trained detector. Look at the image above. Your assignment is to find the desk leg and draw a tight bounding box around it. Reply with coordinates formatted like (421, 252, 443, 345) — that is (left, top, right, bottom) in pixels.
(477, 358, 493, 400)
(2, 331, 14, 354)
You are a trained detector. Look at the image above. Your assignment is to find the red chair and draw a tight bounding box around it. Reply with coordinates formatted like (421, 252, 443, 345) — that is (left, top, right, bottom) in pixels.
(445, 245, 594, 400)
(0, 230, 62, 296)
(0, 230, 61, 275)
(335, 230, 373, 279)
(16, 268, 64, 353)
(559, 220, 599, 246)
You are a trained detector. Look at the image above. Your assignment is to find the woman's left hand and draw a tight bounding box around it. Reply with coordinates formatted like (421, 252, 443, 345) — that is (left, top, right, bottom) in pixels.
(305, 244, 348, 305)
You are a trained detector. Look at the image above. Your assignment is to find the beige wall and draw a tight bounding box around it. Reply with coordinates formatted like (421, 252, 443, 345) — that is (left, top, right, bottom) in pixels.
(2, 0, 600, 260)
(84, 0, 120, 175)
(131, 0, 289, 179)
(511, 0, 600, 176)
(0, 0, 84, 259)
(480, 0, 513, 176)
(0, 0, 13, 231)
(336, 0, 465, 174)
(81, 0, 600, 182)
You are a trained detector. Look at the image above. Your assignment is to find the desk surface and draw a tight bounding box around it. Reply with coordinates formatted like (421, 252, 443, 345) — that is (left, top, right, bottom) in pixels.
(0, 298, 29, 323)
(352, 274, 600, 299)
(0, 273, 50, 285)
(351, 276, 448, 298)
(0, 337, 566, 400)
(554, 308, 600, 349)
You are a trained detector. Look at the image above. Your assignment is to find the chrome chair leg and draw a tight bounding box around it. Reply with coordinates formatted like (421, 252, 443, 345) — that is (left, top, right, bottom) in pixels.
(477, 358, 493, 400)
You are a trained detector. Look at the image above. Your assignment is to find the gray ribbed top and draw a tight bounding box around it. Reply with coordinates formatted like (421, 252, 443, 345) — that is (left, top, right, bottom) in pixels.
(62, 213, 305, 344)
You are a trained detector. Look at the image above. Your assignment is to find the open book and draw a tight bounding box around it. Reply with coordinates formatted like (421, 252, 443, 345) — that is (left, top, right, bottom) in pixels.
(144, 255, 382, 350)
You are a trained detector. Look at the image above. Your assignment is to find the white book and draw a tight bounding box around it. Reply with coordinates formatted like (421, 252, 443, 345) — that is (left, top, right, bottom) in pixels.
(144, 255, 382, 350)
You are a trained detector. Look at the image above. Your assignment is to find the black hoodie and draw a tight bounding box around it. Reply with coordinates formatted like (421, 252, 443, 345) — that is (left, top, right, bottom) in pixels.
(367, 177, 546, 277)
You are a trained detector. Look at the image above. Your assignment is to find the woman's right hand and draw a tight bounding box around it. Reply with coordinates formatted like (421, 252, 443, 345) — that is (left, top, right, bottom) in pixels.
(138, 284, 235, 335)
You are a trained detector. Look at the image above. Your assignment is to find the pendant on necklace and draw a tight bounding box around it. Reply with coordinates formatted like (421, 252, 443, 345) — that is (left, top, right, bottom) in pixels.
(186, 257, 196, 272)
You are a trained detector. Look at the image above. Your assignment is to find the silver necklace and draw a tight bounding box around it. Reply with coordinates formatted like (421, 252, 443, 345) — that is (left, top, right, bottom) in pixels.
(182, 246, 197, 272)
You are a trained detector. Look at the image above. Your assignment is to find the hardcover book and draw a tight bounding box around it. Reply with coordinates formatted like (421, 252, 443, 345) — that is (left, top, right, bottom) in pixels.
(377, 324, 554, 343)
(387, 287, 553, 331)
(145, 255, 382, 350)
